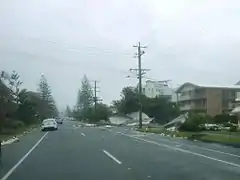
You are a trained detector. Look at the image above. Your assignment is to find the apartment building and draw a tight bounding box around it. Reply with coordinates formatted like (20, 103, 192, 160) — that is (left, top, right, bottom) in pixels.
(176, 82, 240, 117)
(142, 80, 177, 102)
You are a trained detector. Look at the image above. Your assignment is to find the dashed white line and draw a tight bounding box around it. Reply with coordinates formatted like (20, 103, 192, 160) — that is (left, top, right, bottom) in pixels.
(102, 149, 122, 164)
(81, 133, 86, 136)
(117, 132, 240, 169)
(1, 132, 48, 180)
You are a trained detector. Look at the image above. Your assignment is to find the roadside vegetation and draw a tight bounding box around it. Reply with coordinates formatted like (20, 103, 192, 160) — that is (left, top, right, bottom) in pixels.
(69, 75, 112, 124)
(0, 70, 59, 139)
(139, 112, 240, 146)
(112, 86, 180, 124)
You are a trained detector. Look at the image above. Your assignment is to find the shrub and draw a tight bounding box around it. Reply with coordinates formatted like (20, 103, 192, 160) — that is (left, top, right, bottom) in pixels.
(229, 125, 238, 132)
(4, 119, 25, 129)
(179, 113, 206, 132)
(213, 114, 237, 124)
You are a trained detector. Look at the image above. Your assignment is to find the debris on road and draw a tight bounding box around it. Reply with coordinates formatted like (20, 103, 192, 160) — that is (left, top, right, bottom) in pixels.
(1, 136, 20, 146)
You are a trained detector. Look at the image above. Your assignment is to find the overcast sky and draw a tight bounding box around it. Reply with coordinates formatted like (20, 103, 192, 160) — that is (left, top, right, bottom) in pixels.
(1, 0, 240, 109)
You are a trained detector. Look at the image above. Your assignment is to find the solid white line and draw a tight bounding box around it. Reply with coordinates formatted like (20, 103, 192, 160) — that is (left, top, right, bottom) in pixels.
(198, 147, 240, 158)
(1, 132, 48, 180)
(81, 133, 86, 136)
(102, 150, 122, 164)
(142, 133, 240, 158)
(118, 132, 240, 169)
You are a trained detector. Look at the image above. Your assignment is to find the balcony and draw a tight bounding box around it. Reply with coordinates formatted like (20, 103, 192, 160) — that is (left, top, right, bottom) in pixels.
(180, 105, 193, 111)
(178, 94, 192, 101)
(180, 103, 206, 111)
(178, 93, 206, 101)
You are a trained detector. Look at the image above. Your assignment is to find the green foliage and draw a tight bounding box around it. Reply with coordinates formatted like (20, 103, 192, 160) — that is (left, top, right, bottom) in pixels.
(229, 124, 238, 132)
(213, 114, 237, 124)
(112, 86, 180, 124)
(3, 120, 25, 130)
(76, 75, 93, 111)
(74, 75, 111, 122)
(8, 70, 22, 104)
(91, 103, 112, 122)
(179, 113, 206, 132)
(65, 105, 72, 117)
(0, 70, 59, 133)
(111, 87, 139, 114)
(38, 74, 58, 119)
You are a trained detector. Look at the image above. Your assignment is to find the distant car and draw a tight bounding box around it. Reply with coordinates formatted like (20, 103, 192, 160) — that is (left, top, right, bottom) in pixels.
(41, 119, 58, 131)
(56, 118, 63, 124)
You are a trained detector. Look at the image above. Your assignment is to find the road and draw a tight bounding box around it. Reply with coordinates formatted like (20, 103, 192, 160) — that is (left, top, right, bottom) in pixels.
(1, 120, 240, 180)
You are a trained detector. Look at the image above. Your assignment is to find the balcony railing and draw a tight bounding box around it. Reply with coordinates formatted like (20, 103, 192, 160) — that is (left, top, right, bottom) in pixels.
(178, 93, 206, 101)
(180, 104, 206, 111)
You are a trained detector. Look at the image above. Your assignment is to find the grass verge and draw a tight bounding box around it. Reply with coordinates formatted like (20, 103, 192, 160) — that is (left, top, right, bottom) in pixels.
(137, 127, 240, 146)
(0, 123, 40, 141)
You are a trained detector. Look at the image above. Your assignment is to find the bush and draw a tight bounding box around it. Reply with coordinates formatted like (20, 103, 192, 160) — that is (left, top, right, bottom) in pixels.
(213, 114, 237, 124)
(179, 113, 206, 132)
(4, 119, 25, 130)
(229, 125, 238, 132)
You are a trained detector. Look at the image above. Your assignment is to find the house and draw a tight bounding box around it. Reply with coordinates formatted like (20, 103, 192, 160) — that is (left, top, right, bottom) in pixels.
(142, 80, 177, 102)
(176, 82, 240, 117)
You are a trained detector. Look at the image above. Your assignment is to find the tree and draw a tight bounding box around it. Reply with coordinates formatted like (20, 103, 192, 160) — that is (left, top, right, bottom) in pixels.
(113, 87, 139, 114)
(0, 75, 13, 130)
(38, 74, 58, 119)
(65, 105, 72, 117)
(17, 89, 39, 124)
(179, 113, 207, 132)
(76, 75, 93, 111)
(89, 103, 112, 122)
(0, 70, 59, 134)
(8, 70, 22, 104)
(74, 75, 113, 122)
(112, 86, 180, 124)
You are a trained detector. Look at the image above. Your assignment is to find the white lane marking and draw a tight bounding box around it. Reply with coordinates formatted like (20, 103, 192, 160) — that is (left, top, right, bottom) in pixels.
(198, 147, 240, 158)
(148, 135, 240, 158)
(81, 133, 86, 137)
(1, 132, 48, 180)
(122, 131, 240, 158)
(102, 149, 122, 164)
(117, 132, 240, 169)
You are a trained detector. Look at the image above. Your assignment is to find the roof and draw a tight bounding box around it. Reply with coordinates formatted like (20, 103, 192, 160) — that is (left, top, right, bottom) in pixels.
(176, 82, 240, 93)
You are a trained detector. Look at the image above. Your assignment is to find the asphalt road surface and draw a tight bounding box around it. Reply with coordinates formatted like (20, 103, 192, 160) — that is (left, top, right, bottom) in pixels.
(1, 120, 240, 180)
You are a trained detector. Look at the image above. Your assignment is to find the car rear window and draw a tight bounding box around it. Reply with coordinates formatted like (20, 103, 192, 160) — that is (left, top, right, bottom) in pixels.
(43, 119, 55, 123)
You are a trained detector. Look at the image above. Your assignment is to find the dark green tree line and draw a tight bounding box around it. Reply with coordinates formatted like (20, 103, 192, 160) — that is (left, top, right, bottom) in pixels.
(112, 86, 180, 124)
(0, 70, 59, 133)
(74, 75, 111, 122)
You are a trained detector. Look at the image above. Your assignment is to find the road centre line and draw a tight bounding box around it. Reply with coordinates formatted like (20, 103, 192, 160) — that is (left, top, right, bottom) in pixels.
(81, 133, 86, 136)
(102, 149, 122, 164)
(1, 132, 49, 180)
(117, 132, 240, 169)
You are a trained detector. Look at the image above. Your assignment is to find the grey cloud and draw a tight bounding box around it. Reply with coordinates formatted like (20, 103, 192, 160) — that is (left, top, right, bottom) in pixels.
(1, 0, 240, 108)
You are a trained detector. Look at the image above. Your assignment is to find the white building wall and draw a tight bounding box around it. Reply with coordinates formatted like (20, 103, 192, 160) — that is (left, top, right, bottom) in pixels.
(143, 80, 177, 102)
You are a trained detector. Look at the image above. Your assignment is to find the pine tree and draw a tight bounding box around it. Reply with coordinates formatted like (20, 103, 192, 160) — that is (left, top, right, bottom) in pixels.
(77, 75, 93, 110)
(38, 74, 58, 118)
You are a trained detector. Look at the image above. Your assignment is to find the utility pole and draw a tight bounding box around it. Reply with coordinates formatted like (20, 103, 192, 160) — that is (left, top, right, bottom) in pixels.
(92, 80, 101, 113)
(94, 80, 97, 112)
(131, 42, 148, 129)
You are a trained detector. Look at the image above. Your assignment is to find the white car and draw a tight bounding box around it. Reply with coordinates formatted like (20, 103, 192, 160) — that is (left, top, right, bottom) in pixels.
(41, 118, 58, 131)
